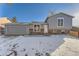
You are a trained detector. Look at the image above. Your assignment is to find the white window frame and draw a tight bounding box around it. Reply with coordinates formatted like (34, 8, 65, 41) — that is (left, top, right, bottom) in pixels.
(57, 17, 64, 27)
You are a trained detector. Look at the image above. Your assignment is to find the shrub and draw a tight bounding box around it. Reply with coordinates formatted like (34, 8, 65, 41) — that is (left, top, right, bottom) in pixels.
(45, 53, 50, 56)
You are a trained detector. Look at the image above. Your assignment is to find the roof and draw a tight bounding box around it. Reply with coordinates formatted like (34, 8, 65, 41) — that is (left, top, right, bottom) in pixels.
(45, 12, 74, 22)
(0, 17, 12, 28)
(0, 17, 12, 24)
(31, 21, 47, 25)
(5, 23, 29, 26)
(5, 21, 48, 26)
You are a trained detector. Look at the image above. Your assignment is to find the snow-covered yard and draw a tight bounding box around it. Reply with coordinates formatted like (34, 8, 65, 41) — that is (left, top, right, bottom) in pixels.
(51, 36, 79, 56)
(0, 34, 79, 56)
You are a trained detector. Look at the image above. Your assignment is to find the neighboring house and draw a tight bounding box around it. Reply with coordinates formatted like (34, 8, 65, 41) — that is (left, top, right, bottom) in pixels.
(45, 12, 74, 34)
(0, 17, 11, 24)
(0, 26, 4, 35)
(5, 23, 29, 35)
(29, 21, 48, 35)
(0, 17, 12, 34)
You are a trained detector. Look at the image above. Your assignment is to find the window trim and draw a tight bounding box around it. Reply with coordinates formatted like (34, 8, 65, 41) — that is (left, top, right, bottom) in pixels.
(57, 17, 64, 27)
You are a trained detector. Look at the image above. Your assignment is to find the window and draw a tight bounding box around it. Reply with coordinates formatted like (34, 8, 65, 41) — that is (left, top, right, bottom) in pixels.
(57, 17, 64, 26)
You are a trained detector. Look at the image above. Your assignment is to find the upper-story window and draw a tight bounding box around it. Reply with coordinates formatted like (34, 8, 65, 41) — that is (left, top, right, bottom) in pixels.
(57, 17, 64, 26)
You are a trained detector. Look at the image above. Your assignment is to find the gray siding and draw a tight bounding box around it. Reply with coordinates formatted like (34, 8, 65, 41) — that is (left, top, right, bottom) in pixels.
(5, 25, 29, 35)
(47, 13, 72, 30)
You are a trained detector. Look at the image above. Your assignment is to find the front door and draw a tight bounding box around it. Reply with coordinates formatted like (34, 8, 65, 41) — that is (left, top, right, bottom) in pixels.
(33, 25, 40, 32)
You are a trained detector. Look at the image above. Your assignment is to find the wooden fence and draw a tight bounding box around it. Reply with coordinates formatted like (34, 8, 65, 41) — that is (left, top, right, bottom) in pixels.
(69, 30, 79, 37)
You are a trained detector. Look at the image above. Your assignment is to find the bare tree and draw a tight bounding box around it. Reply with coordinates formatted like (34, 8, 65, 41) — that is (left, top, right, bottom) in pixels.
(11, 17, 17, 23)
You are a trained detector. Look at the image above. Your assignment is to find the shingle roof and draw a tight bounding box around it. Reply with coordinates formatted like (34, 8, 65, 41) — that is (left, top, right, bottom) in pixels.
(0, 17, 11, 24)
(0, 17, 12, 28)
(31, 21, 47, 24)
(5, 22, 29, 26)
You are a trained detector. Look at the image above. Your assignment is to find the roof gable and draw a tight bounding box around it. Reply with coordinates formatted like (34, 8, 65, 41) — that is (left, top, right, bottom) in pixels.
(54, 12, 74, 18)
(45, 12, 74, 22)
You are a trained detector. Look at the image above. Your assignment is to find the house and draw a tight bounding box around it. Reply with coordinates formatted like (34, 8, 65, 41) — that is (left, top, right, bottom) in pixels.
(5, 23, 29, 35)
(4, 12, 74, 35)
(45, 12, 74, 34)
(0, 17, 12, 34)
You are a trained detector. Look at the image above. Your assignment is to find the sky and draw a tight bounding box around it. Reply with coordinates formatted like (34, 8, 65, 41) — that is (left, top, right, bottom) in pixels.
(0, 3, 79, 26)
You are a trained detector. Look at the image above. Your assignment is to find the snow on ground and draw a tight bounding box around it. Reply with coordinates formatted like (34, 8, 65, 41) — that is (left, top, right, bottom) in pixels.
(0, 34, 79, 56)
(50, 36, 79, 56)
